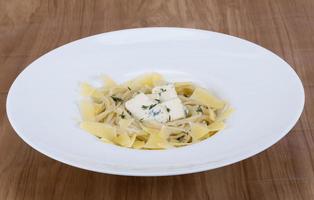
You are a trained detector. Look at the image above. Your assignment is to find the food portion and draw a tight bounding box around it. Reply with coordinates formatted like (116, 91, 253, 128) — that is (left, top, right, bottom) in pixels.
(79, 73, 233, 149)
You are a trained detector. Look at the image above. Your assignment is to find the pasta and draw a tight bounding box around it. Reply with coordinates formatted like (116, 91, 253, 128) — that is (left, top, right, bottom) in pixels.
(79, 73, 233, 149)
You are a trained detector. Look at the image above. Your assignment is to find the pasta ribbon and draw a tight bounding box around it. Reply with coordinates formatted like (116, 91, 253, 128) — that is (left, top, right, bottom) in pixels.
(190, 87, 225, 109)
(80, 122, 116, 141)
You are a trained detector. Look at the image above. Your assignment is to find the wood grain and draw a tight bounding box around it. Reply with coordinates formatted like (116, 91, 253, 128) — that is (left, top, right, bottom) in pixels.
(1, 0, 314, 199)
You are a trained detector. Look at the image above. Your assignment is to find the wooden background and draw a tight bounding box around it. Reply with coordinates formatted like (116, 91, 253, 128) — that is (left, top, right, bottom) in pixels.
(0, 0, 313, 199)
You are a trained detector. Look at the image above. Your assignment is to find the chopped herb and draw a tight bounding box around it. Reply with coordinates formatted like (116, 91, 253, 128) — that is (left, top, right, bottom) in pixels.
(148, 104, 157, 110)
(139, 118, 144, 122)
(141, 105, 149, 109)
(168, 115, 171, 121)
(143, 104, 158, 110)
(127, 86, 132, 91)
(160, 88, 167, 92)
(111, 96, 123, 103)
(196, 105, 203, 113)
(158, 92, 161, 96)
(126, 109, 132, 116)
(166, 107, 171, 112)
(184, 109, 189, 117)
(155, 99, 161, 103)
(120, 112, 126, 119)
(177, 135, 185, 142)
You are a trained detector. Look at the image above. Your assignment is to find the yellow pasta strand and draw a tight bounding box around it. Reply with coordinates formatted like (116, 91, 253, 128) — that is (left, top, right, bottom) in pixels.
(100, 137, 114, 144)
(80, 122, 116, 141)
(123, 73, 164, 88)
(207, 121, 225, 131)
(93, 102, 105, 115)
(79, 100, 95, 121)
(216, 107, 235, 121)
(113, 134, 136, 147)
(143, 133, 170, 149)
(140, 124, 160, 135)
(80, 82, 103, 98)
(159, 126, 171, 139)
(101, 75, 117, 88)
(119, 118, 134, 132)
(208, 107, 216, 121)
(190, 123, 210, 141)
(132, 140, 146, 149)
(190, 87, 225, 109)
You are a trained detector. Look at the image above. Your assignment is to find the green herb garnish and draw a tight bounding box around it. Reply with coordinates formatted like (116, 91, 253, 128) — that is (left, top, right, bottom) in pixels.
(149, 104, 157, 110)
(142, 104, 157, 110)
(126, 109, 132, 116)
(161, 88, 167, 92)
(184, 109, 189, 117)
(155, 99, 161, 103)
(196, 105, 203, 113)
(120, 112, 126, 119)
(111, 96, 123, 103)
(127, 86, 132, 91)
(166, 107, 170, 112)
(142, 105, 149, 109)
(177, 135, 185, 142)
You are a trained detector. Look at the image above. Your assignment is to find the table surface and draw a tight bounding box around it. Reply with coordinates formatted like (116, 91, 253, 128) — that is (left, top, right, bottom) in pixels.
(0, 0, 313, 199)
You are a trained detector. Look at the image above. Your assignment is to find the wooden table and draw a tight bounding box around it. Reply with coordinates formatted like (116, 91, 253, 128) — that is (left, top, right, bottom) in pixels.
(0, 0, 313, 199)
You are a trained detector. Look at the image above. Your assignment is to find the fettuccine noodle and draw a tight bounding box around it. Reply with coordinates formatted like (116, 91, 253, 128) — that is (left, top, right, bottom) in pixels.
(79, 73, 233, 149)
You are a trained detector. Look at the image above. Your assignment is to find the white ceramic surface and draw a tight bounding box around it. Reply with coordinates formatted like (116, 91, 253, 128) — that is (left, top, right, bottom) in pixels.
(6, 28, 304, 176)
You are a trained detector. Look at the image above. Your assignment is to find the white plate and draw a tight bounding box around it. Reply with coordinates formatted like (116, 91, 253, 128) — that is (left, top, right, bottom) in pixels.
(6, 28, 304, 176)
